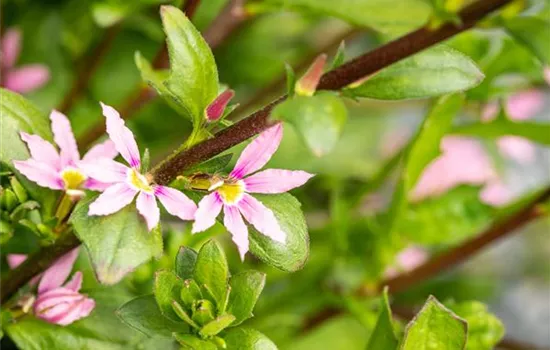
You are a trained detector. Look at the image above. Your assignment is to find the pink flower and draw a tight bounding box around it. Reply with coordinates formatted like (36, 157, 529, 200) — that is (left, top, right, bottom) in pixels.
(384, 246, 428, 279)
(85, 103, 197, 230)
(13, 110, 118, 197)
(7, 249, 95, 326)
(192, 124, 314, 259)
(205, 89, 235, 122)
(1, 28, 50, 93)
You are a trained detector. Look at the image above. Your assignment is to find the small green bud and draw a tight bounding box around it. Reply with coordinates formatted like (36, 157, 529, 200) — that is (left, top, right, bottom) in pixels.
(211, 336, 227, 349)
(1, 189, 18, 211)
(192, 299, 215, 326)
(10, 176, 28, 203)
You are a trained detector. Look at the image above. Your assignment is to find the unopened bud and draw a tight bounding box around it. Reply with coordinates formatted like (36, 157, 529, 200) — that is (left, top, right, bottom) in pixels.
(191, 299, 215, 326)
(295, 54, 327, 96)
(205, 90, 235, 122)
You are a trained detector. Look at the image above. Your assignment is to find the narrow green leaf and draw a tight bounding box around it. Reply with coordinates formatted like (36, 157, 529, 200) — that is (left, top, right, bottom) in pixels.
(249, 193, 310, 272)
(285, 63, 296, 96)
(452, 119, 550, 146)
(272, 92, 348, 156)
(175, 246, 198, 280)
(504, 17, 550, 64)
(346, 46, 483, 100)
(401, 296, 467, 350)
(199, 314, 236, 337)
(223, 328, 278, 350)
(193, 240, 229, 307)
(173, 333, 217, 350)
(70, 196, 163, 285)
(172, 300, 200, 329)
(330, 41, 346, 69)
(154, 270, 185, 322)
(227, 271, 266, 325)
(366, 290, 398, 350)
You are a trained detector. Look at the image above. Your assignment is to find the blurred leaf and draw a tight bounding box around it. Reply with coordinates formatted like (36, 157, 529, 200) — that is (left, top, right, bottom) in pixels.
(402, 296, 467, 350)
(503, 17, 550, 65)
(366, 290, 397, 350)
(346, 46, 483, 100)
(223, 327, 278, 350)
(452, 119, 550, 146)
(155, 270, 185, 322)
(182, 154, 233, 175)
(228, 271, 266, 325)
(199, 314, 236, 337)
(175, 246, 198, 280)
(249, 193, 309, 272)
(117, 295, 186, 337)
(173, 333, 217, 349)
(193, 240, 229, 307)
(70, 196, 163, 285)
(446, 300, 505, 350)
(272, 92, 348, 156)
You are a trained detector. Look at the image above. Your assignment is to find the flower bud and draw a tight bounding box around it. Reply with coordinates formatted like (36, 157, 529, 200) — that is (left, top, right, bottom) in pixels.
(33, 286, 95, 326)
(205, 90, 235, 122)
(295, 54, 327, 96)
(191, 299, 215, 326)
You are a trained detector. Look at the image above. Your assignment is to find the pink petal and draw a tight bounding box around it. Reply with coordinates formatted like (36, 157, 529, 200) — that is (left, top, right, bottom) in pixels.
(79, 158, 128, 184)
(544, 67, 550, 86)
(63, 271, 83, 292)
(19, 132, 60, 169)
(244, 169, 314, 194)
(49, 298, 94, 326)
(7, 254, 27, 269)
(100, 102, 140, 168)
(38, 248, 79, 294)
(191, 192, 223, 233)
(82, 139, 118, 162)
(13, 159, 63, 190)
(497, 136, 536, 164)
(223, 205, 249, 260)
(50, 110, 79, 166)
(206, 89, 235, 122)
(295, 54, 327, 96)
(88, 183, 137, 216)
(35, 288, 84, 311)
(230, 124, 283, 179)
(136, 191, 160, 231)
(506, 89, 544, 121)
(481, 102, 498, 122)
(154, 185, 197, 221)
(480, 181, 513, 207)
(237, 194, 286, 243)
(82, 178, 111, 191)
(4, 65, 49, 93)
(1, 28, 21, 69)
(34, 288, 95, 326)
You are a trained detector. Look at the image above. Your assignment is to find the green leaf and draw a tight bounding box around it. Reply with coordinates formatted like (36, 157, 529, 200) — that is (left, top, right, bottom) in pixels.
(330, 41, 346, 70)
(0, 89, 56, 212)
(272, 92, 348, 156)
(366, 290, 398, 350)
(175, 246, 198, 280)
(287, 316, 368, 350)
(346, 46, 483, 100)
(227, 271, 266, 325)
(193, 240, 229, 307)
(446, 301, 505, 350)
(249, 193, 309, 272)
(504, 17, 550, 64)
(223, 328, 278, 350)
(452, 120, 550, 146)
(154, 270, 185, 322)
(199, 314, 236, 337)
(285, 63, 297, 96)
(182, 154, 233, 176)
(161, 5, 219, 124)
(401, 296, 467, 350)
(70, 196, 163, 285)
(181, 279, 203, 306)
(117, 295, 186, 337)
(173, 333, 217, 350)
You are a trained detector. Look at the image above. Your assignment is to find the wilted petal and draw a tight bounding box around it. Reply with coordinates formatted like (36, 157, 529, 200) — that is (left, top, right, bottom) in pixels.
(79, 158, 128, 184)
(191, 192, 222, 233)
(154, 185, 197, 221)
(238, 194, 285, 243)
(244, 169, 314, 194)
(497, 136, 536, 164)
(205, 89, 235, 122)
(101, 102, 140, 168)
(82, 139, 118, 162)
(20, 132, 60, 169)
(13, 159, 63, 190)
(1, 28, 21, 69)
(34, 287, 95, 326)
(38, 248, 79, 294)
(4, 65, 49, 93)
(88, 183, 137, 216)
(50, 110, 79, 166)
(230, 124, 283, 179)
(63, 271, 83, 292)
(223, 205, 249, 260)
(295, 54, 327, 96)
(136, 191, 160, 231)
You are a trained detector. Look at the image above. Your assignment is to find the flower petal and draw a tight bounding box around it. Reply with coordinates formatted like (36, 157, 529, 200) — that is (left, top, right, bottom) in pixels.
(38, 248, 80, 294)
(136, 191, 160, 231)
(51, 297, 95, 326)
(480, 181, 513, 207)
(238, 194, 286, 243)
(7, 254, 27, 269)
(244, 169, 314, 194)
(20, 132, 60, 169)
(13, 159, 63, 190)
(497, 136, 536, 164)
(191, 192, 222, 233)
(79, 158, 128, 184)
(63, 271, 83, 292)
(101, 102, 140, 168)
(223, 205, 249, 260)
(82, 178, 111, 191)
(34, 287, 95, 326)
(82, 139, 118, 162)
(4, 65, 49, 93)
(506, 89, 544, 121)
(88, 183, 137, 216)
(2, 28, 21, 69)
(154, 185, 197, 221)
(230, 124, 283, 179)
(50, 110, 79, 166)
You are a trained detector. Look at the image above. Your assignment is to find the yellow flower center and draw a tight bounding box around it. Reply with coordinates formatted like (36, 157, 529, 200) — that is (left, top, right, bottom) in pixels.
(128, 168, 153, 192)
(217, 181, 244, 205)
(60, 167, 87, 190)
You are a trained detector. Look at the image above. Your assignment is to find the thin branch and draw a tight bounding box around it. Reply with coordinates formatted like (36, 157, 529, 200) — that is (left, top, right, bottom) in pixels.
(57, 24, 121, 114)
(203, 0, 248, 49)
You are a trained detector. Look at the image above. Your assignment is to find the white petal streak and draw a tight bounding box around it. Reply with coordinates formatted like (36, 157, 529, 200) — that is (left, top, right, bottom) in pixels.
(50, 110, 80, 166)
(223, 205, 249, 260)
(101, 102, 141, 168)
(244, 169, 314, 194)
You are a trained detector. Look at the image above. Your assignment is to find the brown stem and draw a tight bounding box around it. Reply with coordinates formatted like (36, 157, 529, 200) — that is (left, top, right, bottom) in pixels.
(203, 0, 248, 49)
(57, 24, 121, 114)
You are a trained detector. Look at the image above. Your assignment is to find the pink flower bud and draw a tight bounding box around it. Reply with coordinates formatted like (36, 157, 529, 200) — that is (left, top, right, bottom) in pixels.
(205, 90, 235, 122)
(295, 54, 327, 96)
